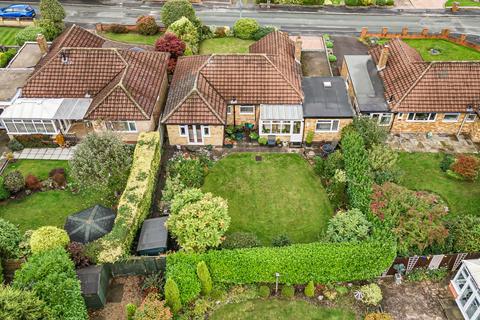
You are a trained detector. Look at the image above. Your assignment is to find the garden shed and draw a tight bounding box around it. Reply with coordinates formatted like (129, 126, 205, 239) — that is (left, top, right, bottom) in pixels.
(76, 265, 111, 309)
(451, 259, 480, 320)
(136, 216, 168, 255)
(64, 205, 116, 244)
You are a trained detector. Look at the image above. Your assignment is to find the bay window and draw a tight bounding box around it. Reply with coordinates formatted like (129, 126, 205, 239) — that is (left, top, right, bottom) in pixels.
(407, 113, 437, 122)
(315, 120, 339, 132)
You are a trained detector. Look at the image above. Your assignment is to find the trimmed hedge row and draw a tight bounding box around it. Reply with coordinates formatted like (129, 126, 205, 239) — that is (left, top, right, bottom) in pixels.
(167, 239, 396, 303)
(90, 132, 161, 263)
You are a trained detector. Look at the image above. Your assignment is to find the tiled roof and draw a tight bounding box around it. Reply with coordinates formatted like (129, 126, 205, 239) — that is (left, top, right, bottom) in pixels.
(370, 38, 480, 113)
(162, 31, 303, 124)
(23, 48, 169, 120)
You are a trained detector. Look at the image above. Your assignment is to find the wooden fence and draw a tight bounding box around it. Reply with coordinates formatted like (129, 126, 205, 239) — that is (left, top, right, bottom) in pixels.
(382, 252, 480, 276)
(360, 27, 480, 53)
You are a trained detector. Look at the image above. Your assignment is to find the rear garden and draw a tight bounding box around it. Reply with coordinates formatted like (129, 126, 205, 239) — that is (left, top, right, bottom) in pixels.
(202, 153, 333, 245)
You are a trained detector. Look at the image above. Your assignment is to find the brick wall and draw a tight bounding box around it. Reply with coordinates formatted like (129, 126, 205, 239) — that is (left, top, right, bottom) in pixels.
(226, 105, 259, 127)
(166, 125, 224, 146)
(303, 118, 352, 142)
(391, 113, 477, 136)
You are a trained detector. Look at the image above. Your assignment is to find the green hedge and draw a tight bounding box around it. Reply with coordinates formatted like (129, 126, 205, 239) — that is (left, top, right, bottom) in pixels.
(167, 240, 396, 303)
(90, 132, 161, 263)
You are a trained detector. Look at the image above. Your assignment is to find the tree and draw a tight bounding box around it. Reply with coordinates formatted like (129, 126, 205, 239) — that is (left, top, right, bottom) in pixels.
(233, 18, 260, 40)
(39, 0, 65, 23)
(166, 189, 230, 252)
(155, 33, 186, 73)
(341, 130, 373, 215)
(0, 285, 53, 320)
(136, 16, 159, 36)
(166, 17, 199, 54)
(0, 218, 21, 259)
(164, 278, 181, 313)
(69, 132, 133, 202)
(30, 226, 70, 254)
(196, 261, 212, 296)
(351, 117, 388, 149)
(37, 19, 63, 41)
(161, 0, 196, 28)
(325, 209, 371, 243)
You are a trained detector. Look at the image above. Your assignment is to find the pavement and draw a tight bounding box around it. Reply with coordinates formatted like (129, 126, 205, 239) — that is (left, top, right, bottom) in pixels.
(387, 133, 479, 153)
(1, 0, 480, 37)
(396, 0, 446, 9)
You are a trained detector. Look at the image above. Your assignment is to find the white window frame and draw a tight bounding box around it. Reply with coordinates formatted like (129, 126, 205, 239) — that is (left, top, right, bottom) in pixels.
(1, 119, 58, 135)
(466, 113, 477, 122)
(108, 121, 137, 133)
(239, 105, 254, 115)
(202, 125, 210, 137)
(315, 120, 340, 132)
(227, 105, 233, 115)
(451, 263, 480, 320)
(443, 113, 460, 123)
(370, 113, 393, 126)
(259, 120, 302, 136)
(179, 125, 187, 137)
(406, 112, 437, 122)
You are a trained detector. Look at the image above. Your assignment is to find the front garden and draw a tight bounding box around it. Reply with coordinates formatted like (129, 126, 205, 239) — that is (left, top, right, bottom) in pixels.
(445, 0, 480, 6)
(0, 27, 23, 46)
(199, 37, 255, 54)
(202, 153, 333, 245)
(402, 39, 480, 61)
(99, 31, 161, 45)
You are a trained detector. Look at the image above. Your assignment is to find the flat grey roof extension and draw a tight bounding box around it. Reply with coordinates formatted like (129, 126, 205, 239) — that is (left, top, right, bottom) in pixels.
(344, 55, 389, 113)
(302, 76, 355, 118)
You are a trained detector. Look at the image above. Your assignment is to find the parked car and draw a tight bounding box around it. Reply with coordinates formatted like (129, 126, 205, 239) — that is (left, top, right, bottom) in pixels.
(0, 4, 36, 18)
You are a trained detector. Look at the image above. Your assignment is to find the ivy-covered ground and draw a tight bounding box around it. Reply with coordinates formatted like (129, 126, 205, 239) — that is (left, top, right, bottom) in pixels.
(202, 153, 333, 245)
(0, 160, 105, 232)
(210, 299, 355, 320)
(397, 152, 480, 217)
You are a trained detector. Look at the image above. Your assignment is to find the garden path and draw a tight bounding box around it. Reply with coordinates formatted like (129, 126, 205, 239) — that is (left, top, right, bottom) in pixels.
(12, 147, 77, 160)
(387, 133, 479, 153)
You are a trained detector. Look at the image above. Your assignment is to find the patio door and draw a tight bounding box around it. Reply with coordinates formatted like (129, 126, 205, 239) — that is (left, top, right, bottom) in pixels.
(290, 121, 303, 143)
(187, 125, 203, 145)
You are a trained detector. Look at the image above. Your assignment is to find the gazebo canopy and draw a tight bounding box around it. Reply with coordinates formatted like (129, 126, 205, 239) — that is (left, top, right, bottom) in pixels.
(65, 205, 116, 244)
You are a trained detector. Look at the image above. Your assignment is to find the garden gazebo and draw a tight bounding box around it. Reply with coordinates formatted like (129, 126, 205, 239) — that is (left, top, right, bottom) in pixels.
(451, 259, 480, 320)
(64, 205, 116, 244)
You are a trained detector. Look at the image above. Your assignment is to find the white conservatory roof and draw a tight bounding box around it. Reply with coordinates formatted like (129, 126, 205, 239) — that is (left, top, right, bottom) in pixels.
(465, 259, 480, 287)
(0, 98, 92, 120)
(260, 104, 303, 120)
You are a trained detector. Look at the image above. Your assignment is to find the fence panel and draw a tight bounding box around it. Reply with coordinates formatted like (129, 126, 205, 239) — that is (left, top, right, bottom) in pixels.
(108, 255, 166, 277)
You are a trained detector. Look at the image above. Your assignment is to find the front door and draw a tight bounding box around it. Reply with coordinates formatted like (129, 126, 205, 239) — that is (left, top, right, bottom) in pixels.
(187, 125, 203, 145)
(290, 121, 304, 143)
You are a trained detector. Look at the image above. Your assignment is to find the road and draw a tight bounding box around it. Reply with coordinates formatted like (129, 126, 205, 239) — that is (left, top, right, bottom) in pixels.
(1, 0, 480, 36)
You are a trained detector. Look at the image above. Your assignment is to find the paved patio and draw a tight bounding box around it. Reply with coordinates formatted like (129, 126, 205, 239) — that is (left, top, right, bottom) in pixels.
(13, 147, 77, 160)
(387, 133, 479, 154)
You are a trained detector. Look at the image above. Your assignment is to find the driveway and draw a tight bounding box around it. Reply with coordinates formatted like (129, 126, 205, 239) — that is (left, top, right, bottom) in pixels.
(331, 35, 369, 75)
(396, 0, 446, 9)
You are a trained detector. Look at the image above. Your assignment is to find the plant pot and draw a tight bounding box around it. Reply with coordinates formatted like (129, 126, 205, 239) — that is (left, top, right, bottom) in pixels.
(305, 143, 312, 147)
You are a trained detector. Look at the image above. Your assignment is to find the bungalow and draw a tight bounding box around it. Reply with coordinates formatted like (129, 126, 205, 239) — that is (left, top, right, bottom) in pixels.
(0, 25, 170, 143)
(161, 31, 354, 146)
(342, 38, 480, 142)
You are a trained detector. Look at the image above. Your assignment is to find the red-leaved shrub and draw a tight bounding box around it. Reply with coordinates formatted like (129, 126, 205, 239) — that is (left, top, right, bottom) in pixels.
(67, 242, 91, 268)
(136, 15, 159, 36)
(25, 174, 41, 191)
(155, 32, 186, 73)
(451, 155, 480, 181)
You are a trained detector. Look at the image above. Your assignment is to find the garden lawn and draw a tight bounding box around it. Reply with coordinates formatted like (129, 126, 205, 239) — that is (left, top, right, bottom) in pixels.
(199, 37, 255, 54)
(403, 39, 480, 61)
(210, 299, 355, 320)
(99, 31, 160, 45)
(4, 159, 67, 180)
(397, 152, 480, 217)
(0, 27, 22, 46)
(445, 0, 480, 6)
(202, 153, 333, 245)
(0, 160, 106, 232)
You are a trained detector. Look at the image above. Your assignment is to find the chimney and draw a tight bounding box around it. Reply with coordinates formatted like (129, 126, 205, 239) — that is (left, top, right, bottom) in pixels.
(294, 36, 302, 62)
(377, 44, 389, 71)
(36, 34, 48, 55)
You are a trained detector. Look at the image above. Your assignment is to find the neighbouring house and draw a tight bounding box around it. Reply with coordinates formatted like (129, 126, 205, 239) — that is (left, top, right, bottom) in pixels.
(450, 259, 480, 320)
(0, 25, 170, 143)
(0, 40, 45, 129)
(161, 31, 354, 146)
(343, 38, 480, 142)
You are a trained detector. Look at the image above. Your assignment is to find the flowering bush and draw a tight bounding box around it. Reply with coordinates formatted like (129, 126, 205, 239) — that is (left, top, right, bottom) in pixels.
(30, 226, 69, 254)
(451, 155, 479, 181)
(371, 183, 449, 256)
(167, 189, 229, 252)
(4, 170, 24, 193)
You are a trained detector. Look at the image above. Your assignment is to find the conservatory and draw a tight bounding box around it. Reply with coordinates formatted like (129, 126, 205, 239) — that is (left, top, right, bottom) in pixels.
(451, 259, 480, 320)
